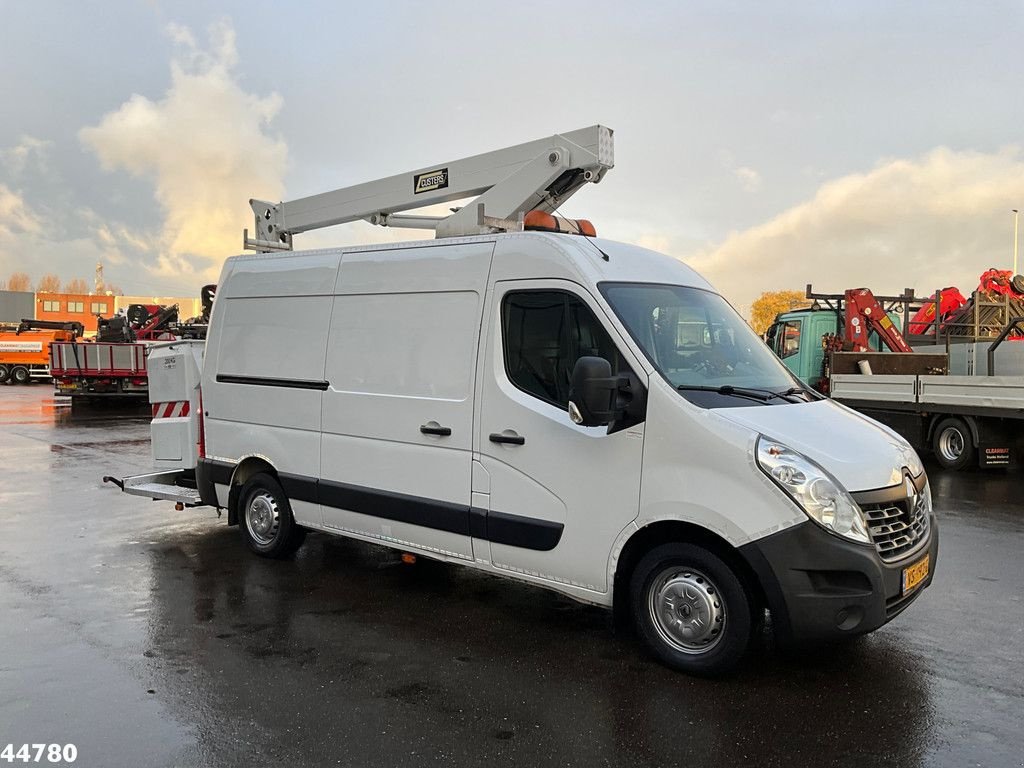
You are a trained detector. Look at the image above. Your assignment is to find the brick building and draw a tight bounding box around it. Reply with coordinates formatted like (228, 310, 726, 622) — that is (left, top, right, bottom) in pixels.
(34, 292, 114, 332)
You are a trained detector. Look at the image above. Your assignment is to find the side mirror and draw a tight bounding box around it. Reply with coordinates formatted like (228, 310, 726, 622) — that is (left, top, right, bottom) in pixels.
(569, 356, 622, 427)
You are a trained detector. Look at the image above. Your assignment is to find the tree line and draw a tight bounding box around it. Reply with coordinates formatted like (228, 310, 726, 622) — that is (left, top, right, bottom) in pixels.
(0, 272, 122, 296)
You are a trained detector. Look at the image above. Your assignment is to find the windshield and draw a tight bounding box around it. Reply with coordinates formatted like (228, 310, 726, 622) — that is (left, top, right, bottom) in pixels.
(600, 282, 802, 402)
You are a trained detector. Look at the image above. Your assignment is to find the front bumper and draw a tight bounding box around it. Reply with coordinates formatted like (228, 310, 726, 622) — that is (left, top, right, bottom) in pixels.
(739, 513, 938, 645)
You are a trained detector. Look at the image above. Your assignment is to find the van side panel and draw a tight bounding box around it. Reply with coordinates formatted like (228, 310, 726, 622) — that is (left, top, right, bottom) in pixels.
(319, 243, 493, 560)
(203, 252, 342, 528)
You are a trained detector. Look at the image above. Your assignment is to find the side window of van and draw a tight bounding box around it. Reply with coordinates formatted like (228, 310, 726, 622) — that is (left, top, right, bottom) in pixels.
(502, 291, 624, 409)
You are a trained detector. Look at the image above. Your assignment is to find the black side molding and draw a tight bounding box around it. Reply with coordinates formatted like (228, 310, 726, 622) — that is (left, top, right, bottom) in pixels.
(319, 479, 470, 536)
(480, 508, 563, 551)
(199, 461, 563, 551)
(215, 374, 329, 391)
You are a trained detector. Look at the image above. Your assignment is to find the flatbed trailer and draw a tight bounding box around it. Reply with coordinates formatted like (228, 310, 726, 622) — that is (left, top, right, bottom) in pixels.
(49, 340, 149, 398)
(830, 373, 1024, 470)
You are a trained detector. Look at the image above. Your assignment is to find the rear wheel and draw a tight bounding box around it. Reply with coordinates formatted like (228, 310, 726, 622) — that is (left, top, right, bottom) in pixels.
(0, 365, 9, 384)
(630, 543, 752, 676)
(11, 366, 30, 385)
(932, 417, 974, 471)
(239, 473, 306, 558)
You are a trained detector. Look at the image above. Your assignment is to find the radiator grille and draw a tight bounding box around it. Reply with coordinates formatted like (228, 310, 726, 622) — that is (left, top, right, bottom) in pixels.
(862, 492, 930, 562)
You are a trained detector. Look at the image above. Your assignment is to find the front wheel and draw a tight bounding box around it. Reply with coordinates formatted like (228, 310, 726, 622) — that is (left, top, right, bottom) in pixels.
(630, 543, 752, 676)
(239, 473, 307, 558)
(932, 417, 974, 471)
(11, 366, 30, 385)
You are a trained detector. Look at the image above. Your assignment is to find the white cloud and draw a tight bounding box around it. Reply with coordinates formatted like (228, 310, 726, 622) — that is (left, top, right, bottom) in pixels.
(0, 192, 153, 290)
(0, 185, 42, 239)
(0, 136, 52, 177)
(685, 146, 1024, 315)
(79, 18, 286, 284)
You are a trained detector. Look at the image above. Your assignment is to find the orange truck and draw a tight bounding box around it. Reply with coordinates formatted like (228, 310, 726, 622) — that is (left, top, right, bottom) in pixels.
(0, 320, 83, 385)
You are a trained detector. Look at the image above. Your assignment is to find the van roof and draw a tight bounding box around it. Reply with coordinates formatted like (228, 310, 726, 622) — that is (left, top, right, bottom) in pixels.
(223, 231, 716, 295)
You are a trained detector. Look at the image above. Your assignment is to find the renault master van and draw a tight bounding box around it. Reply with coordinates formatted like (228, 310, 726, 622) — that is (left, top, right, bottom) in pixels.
(177, 230, 938, 675)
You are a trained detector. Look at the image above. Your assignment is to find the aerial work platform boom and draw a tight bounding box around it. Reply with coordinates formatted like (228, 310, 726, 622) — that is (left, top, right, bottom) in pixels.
(245, 125, 614, 251)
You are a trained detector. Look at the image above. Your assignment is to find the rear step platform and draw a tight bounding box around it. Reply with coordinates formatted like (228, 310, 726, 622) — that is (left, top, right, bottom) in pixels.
(103, 470, 204, 507)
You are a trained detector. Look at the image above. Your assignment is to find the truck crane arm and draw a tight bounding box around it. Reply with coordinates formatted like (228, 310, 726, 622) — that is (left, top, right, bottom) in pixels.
(843, 288, 914, 353)
(15, 319, 84, 338)
(245, 125, 614, 251)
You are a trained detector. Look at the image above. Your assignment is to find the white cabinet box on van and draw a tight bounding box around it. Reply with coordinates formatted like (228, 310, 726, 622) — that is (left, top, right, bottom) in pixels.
(108, 129, 936, 675)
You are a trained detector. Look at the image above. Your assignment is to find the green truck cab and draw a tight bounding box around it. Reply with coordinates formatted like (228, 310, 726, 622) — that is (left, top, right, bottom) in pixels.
(764, 309, 838, 390)
(766, 308, 905, 389)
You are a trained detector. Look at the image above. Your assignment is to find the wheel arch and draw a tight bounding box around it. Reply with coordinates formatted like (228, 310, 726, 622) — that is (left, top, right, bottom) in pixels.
(227, 455, 279, 525)
(612, 519, 766, 627)
(927, 413, 979, 447)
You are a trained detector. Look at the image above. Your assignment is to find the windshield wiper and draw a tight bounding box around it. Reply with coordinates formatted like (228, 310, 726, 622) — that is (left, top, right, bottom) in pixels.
(676, 384, 811, 404)
(773, 386, 817, 401)
(676, 384, 774, 402)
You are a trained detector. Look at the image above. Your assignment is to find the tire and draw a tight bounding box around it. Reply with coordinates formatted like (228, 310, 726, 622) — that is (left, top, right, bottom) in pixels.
(238, 473, 306, 558)
(1012, 274, 1024, 295)
(630, 543, 752, 676)
(0, 365, 8, 384)
(931, 417, 974, 471)
(11, 366, 30, 385)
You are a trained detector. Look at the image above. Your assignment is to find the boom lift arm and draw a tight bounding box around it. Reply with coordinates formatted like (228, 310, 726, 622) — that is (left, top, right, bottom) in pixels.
(245, 125, 614, 251)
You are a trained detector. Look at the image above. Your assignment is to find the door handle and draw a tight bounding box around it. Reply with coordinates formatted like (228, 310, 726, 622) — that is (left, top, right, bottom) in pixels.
(420, 423, 452, 436)
(489, 431, 525, 445)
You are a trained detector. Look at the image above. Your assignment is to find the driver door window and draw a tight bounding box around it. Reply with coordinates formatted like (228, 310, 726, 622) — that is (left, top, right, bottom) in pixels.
(501, 290, 624, 409)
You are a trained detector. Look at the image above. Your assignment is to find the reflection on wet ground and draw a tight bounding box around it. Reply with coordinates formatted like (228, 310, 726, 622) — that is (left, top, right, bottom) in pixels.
(0, 386, 1021, 767)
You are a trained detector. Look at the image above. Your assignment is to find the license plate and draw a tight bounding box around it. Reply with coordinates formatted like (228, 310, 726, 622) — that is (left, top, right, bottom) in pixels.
(902, 554, 930, 595)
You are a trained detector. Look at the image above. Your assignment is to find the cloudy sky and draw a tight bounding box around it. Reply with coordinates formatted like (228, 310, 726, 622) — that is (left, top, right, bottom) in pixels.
(2, 1, 1023, 312)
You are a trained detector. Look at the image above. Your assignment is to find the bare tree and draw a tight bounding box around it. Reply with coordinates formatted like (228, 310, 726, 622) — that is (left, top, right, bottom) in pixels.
(104, 284, 124, 296)
(7, 272, 31, 292)
(65, 278, 88, 294)
(37, 273, 61, 292)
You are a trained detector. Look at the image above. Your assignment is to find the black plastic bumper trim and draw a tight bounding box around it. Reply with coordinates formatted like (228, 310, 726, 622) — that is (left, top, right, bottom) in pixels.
(738, 516, 938, 645)
(196, 458, 233, 506)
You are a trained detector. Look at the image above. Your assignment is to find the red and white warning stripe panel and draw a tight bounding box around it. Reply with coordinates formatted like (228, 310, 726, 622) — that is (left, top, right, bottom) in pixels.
(151, 401, 191, 419)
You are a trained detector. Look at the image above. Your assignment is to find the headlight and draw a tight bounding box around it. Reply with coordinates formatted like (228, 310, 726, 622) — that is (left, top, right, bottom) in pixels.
(756, 436, 871, 544)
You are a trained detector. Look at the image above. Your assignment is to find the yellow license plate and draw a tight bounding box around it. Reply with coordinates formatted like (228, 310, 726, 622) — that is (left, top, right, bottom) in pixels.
(902, 554, 930, 595)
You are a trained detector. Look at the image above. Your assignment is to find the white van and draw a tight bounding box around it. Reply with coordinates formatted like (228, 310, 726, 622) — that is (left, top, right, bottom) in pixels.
(129, 228, 936, 676)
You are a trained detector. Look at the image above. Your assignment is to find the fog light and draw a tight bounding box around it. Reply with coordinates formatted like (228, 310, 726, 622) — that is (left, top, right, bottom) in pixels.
(835, 606, 864, 632)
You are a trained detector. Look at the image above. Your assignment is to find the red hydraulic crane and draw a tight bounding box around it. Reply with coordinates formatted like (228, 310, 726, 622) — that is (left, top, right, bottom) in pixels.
(843, 289, 914, 353)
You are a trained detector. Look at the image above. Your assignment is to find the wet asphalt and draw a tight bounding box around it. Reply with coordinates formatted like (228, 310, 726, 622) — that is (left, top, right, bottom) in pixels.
(0, 386, 1021, 768)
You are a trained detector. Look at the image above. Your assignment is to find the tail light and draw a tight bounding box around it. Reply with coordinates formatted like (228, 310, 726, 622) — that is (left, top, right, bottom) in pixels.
(197, 388, 206, 459)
